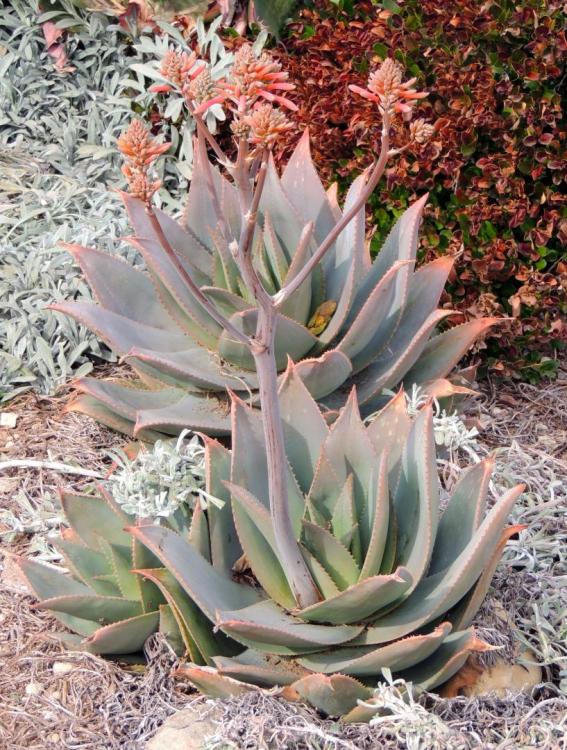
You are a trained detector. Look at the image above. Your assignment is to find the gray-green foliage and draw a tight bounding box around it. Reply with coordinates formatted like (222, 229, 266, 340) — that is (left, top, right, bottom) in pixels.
(0, 2, 136, 400)
(0, 1, 234, 401)
(108, 430, 208, 518)
(0, 160, 132, 401)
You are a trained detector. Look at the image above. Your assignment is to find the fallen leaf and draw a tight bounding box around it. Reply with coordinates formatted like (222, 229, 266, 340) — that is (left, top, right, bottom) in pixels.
(441, 650, 542, 698)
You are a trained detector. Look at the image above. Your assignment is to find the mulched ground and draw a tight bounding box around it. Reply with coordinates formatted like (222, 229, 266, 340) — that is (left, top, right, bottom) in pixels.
(1, 365, 566, 749)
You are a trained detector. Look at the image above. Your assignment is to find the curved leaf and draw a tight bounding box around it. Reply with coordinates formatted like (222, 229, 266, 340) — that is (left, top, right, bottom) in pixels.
(403, 318, 501, 387)
(298, 621, 452, 676)
(296, 567, 412, 625)
(278, 361, 329, 493)
(216, 600, 363, 654)
(129, 524, 263, 624)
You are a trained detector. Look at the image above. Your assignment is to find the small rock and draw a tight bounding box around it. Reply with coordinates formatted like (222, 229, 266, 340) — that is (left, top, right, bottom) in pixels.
(52, 661, 75, 675)
(25, 682, 43, 696)
(0, 412, 17, 428)
(146, 703, 222, 750)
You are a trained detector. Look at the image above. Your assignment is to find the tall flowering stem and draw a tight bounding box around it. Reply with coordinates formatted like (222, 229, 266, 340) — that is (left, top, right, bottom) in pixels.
(117, 50, 429, 608)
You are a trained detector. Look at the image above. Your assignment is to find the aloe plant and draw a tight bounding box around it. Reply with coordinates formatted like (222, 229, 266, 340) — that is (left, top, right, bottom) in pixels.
(16, 489, 188, 657)
(118, 364, 523, 718)
(20, 369, 524, 714)
(52, 48, 496, 441)
(23, 56, 523, 717)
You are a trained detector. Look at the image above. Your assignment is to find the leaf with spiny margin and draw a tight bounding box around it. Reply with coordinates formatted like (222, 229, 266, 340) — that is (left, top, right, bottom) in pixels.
(339, 260, 413, 368)
(301, 547, 340, 599)
(37, 595, 142, 623)
(136, 567, 238, 664)
(52, 539, 111, 593)
(263, 212, 289, 287)
(355, 309, 453, 405)
(397, 629, 492, 690)
(298, 621, 452, 676)
(278, 361, 329, 493)
(379, 495, 397, 575)
(220, 172, 242, 240)
(83, 611, 160, 655)
(215, 599, 363, 654)
(252, 231, 278, 296)
(428, 457, 494, 576)
(128, 525, 263, 624)
(122, 191, 212, 283)
(159, 604, 185, 656)
(175, 666, 258, 698)
(67, 393, 160, 441)
(313, 248, 357, 352)
(63, 244, 177, 332)
(301, 521, 360, 591)
(327, 171, 368, 300)
(352, 253, 453, 380)
(230, 393, 304, 536)
(323, 390, 378, 556)
(305, 448, 341, 522)
(331, 474, 357, 549)
(296, 567, 412, 625)
(449, 525, 527, 630)
(403, 318, 501, 387)
(204, 439, 241, 576)
(189, 504, 211, 562)
(134, 391, 231, 437)
(210, 224, 240, 295)
(50, 302, 190, 359)
(16, 556, 91, 600)
(399, 254, 454, 331)
(291, 674, 372, 718)
(352, 194, 428, 314)
(359, 450, 390, 580)
(290, 350, 352, 401)
(393, 404, 439, 591)
(71, 377, 185, 422)
(97, 541, 139, 601)
(130, 236, 222, 347)
(182, 147, 224, 251)
(201, 286, 252, 318)
(125, 346, 257, 393)
(214, 650, 307, 688)
(258, 154, 302, 262)
(61, 492, 132, 549)
(127, 522, 167, 614)
(354, 484, 524, 644)
(218, 309, 318, 371)
(227, 482, 296, 610)
(281, 130, 337, 245)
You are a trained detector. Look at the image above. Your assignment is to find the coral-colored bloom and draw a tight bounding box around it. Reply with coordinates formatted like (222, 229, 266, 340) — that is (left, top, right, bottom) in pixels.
(242, 103, 294, 147)
(117, 119, 170, 203)
(222, 44, 298, 112)
(409, 118, 435, 144)
(349, 58, 427, 117)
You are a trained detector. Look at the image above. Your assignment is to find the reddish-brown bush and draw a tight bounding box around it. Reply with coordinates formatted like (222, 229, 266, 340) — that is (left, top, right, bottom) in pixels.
(274, 0, 566, 380)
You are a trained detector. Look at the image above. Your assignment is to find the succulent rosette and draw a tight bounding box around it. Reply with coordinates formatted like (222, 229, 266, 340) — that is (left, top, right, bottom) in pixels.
(19, 371, 523, 717)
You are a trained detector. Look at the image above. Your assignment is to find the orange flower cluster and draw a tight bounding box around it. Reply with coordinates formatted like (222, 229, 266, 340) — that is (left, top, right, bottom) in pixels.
(151, 49, 224, 115)
(349, 58, 427, 117)
(222, 44, 297, 113)
(117, 119, 170, 204)
(243, 103, 294, 148)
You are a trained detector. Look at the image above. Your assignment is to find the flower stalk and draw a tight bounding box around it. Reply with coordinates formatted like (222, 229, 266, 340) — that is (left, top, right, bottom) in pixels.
(117, 51, 430, 608)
